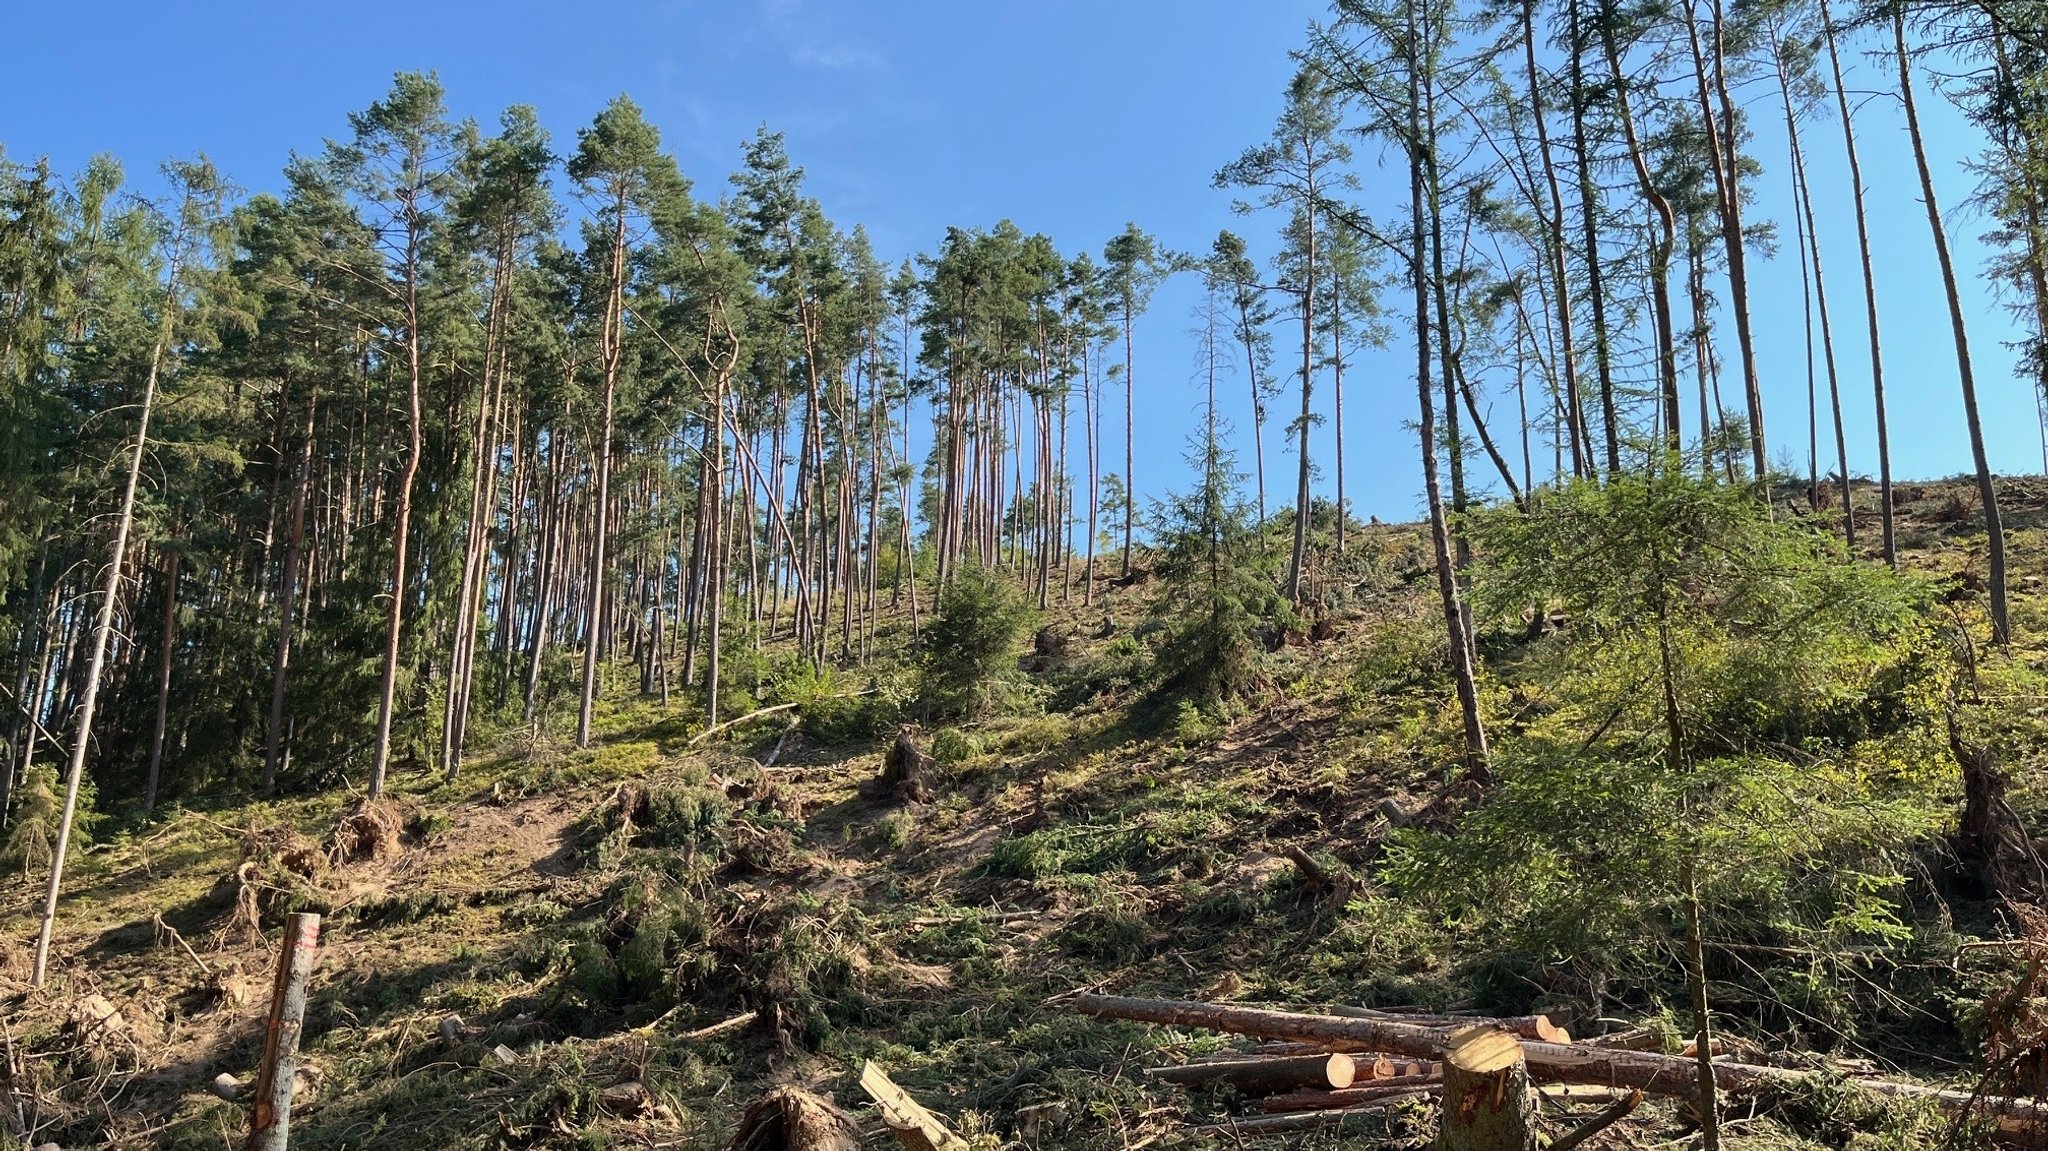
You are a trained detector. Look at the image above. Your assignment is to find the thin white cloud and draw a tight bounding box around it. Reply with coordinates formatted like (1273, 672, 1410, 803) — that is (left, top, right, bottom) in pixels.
(790, 43, 885, 71)
(754, 0, 888, 73)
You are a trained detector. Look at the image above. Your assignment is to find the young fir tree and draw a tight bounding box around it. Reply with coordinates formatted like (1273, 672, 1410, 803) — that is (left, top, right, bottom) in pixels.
(1146, 270, 1287, 714)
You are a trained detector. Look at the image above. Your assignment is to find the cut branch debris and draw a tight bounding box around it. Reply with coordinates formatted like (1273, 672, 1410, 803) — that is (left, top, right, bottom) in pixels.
(859, 1061, 968, 1151)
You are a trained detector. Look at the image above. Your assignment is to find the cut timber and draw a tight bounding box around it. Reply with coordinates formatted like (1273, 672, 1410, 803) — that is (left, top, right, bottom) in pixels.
(1148, 1052, 1357, 1093)
(1261, 1074, 1446, 1112)
(724, 1087, 860, 1151)
(1332, 1005, 1572, 1044)
(1070, 994, 2048, 1135)
(859, 1061, 968, 1151)
(1436, 1026, 1535, 1151)
(1194, 1092, 1434, 1135)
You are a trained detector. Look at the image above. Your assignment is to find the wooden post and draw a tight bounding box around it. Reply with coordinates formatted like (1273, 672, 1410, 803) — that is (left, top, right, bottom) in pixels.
(1435, 1026, 1535, 1151)
(245, 912, 320, 1151)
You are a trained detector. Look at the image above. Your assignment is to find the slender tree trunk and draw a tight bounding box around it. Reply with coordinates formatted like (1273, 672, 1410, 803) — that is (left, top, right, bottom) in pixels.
(1121, 303, 1136, 578)
(142, 548, 178, 817)
(1684, 0, 1767, 482)
(1523, 0, 1591, 477)
(1600, 9, 1680, 454)
(369, 196, 428, 798)
(1569, 0, 1620, 476)
(33, 225, 186, 986)
(1286, 170, 1318, 603)
(578, 190, 631, 747)
(1898, 10, 2009, 644)
(1333, 272, 1348, 554)
(1817, 0, 1894, 563)
(1779, 70, 1852, 548)
(264, 388, 317, 792)
(1408, 0, 1488, 773)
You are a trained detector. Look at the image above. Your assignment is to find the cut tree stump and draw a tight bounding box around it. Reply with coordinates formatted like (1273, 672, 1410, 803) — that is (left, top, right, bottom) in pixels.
(1436, 1026, 1535, 1151)
(861, 727, 935, 805)
(1148, 1052, 1358, 1093)
(859, 1061, 968, 1151)
(723, 1087, 860, 1151)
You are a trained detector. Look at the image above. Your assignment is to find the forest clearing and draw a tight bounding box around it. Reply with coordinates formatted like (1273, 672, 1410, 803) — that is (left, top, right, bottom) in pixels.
(7, 1, 2048, 1148)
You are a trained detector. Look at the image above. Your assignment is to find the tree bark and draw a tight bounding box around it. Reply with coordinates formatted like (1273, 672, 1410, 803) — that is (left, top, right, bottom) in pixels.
(1897, 8, 2010, 645)
(1435, 1027, 1535, 1151)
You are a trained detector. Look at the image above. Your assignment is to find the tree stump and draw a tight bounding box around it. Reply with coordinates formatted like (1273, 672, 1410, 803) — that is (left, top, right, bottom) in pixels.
(723, 1087, 860, 1151)
(861, 725, 934, 804)
(1434, 1026, 1535, 1151)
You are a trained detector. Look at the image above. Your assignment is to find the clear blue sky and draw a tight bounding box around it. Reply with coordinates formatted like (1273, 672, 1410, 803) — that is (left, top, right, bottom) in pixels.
(2, 0, 2041, 526)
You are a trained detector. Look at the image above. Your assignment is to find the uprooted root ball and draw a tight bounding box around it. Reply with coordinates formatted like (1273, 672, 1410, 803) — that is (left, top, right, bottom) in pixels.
(327, 798, 403, 866)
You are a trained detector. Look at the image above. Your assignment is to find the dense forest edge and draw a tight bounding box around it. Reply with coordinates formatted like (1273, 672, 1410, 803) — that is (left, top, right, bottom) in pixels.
(7, 1, 2048, 1149)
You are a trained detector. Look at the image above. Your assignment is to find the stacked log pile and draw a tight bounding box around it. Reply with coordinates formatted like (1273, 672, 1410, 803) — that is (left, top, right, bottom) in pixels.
(1081, 993, 2048, 1145)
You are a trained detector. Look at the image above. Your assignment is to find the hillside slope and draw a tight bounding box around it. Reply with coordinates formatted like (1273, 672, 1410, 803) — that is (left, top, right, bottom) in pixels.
(5, 475, 2048, 1151)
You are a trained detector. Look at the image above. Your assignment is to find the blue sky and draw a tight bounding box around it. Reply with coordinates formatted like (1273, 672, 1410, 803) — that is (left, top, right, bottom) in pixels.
(3, 0, 2042, 526)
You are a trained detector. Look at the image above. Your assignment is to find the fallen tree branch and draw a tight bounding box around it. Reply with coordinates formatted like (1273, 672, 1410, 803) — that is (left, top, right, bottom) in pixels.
(1259, 1074, 1445, 1112)
(687, 702, 801, 746)
(1192, 1091, 1434, 1135)
(1546, 1088, 1641, 1151)
(681, 1011, 757, 1041)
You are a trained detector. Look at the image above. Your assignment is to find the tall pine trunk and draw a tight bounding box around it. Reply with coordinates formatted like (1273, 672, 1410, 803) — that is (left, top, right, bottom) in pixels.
(1898, 9, 2010, 645)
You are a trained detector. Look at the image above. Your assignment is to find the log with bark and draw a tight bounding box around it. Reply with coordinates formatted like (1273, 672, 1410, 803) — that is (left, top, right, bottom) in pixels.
(1330, 1005, 1571, 1044)
(1192, 1092, 1435, 1136)
(1147, 1052, 1358, 1093)
(1072, 994, 2048, 1135)
(1260, 1074, 1446, 1113)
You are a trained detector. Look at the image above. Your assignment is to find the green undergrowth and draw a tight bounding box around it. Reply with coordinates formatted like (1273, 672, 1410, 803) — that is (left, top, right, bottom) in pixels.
(10, 479, 2048, 1150)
